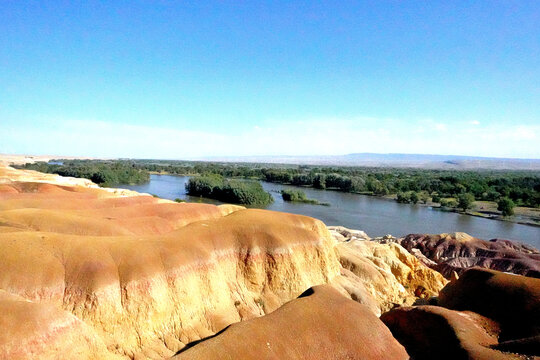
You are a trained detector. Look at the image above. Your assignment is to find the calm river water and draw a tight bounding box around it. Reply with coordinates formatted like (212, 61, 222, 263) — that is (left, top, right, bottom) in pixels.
(122, 174, 540, 248)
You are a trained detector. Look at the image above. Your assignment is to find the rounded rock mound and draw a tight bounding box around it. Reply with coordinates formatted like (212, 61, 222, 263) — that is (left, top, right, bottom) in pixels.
(173, 285, 409, 360)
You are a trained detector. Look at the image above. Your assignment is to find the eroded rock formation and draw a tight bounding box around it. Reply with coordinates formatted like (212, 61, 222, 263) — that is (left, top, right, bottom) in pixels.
(398, 232, 540, 278)
(0, 166, 341, 359)
(382, 267, 540, 359)
(2, 163, 520, 360)
(173, 285, 409, 360)
(0, 290, 117, 359)
(381, 305, 520, 360)
(438, 268, 540, 342)
(330, 227, 448, 313)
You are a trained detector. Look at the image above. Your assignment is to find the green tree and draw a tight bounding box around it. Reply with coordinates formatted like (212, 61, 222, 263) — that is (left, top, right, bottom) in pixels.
(281, 189, 307, 202)
(497, 197, 515, 216)
(90, 171, 108, 184)
(16, 159, 540, 208)
(350, 177, 366, 192)
(440, 198, 458, 208)
(186, 176, 273, 206)
(396, 192, 410, 203)
(410, 191, 419, 204)
(313, 174, 326, 189)
(457, 193, 475, 211)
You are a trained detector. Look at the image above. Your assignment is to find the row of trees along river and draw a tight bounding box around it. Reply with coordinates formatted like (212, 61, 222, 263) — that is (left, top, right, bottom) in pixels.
(19, 159, 540, 210)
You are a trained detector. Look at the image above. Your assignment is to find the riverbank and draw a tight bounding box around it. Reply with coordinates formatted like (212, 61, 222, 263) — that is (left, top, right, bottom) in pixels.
(411, 198, 540, 227)
(445, 201, 540, 227)
(121, 174, 540, 247)
(378, 193, 540, 227)
(149, 171, 540, 226)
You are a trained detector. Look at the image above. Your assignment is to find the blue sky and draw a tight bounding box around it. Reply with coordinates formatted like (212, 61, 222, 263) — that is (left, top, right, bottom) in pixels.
(1, 1, 539, 158)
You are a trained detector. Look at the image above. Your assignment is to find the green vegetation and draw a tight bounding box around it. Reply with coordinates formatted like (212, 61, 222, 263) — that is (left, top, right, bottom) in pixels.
(138, 160, 539, 208)
(281, 189, 327, 205)
(497, 197, 515, 216)
(396, 191, 430, 205)
(440, 198, 458, 208)
(185, 174, 273, 206)
(16, 159, 540, 210)
(281, 189, 307, 201)
(16, 160, 149, 187)
(397, 192, 415, 204)
(457, 193, 475, 211)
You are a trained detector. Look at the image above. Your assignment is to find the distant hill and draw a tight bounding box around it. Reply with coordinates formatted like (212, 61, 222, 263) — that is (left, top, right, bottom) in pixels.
(193, 153, 540, 170)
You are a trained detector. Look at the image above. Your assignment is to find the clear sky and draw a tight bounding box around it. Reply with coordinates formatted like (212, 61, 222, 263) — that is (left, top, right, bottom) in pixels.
(1, 1, 539, 159)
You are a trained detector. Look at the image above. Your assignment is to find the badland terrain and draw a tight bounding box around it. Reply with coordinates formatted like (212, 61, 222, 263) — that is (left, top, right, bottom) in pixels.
(0, 157, 538, 359)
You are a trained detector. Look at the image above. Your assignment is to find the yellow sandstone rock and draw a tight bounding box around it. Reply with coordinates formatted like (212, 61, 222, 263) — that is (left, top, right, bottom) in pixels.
(331, 228, 448, 312)
(0, 163, 448, 359)
(0, 165, 340, 359)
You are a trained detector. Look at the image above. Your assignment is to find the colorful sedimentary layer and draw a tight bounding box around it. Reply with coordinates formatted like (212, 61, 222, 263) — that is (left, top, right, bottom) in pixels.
(382, 267, 540, 359)
(4, 162, 525, 360)
(329, 227, 448, 313)
(0, 165, 341, 359)
(398, 232, 540, 278)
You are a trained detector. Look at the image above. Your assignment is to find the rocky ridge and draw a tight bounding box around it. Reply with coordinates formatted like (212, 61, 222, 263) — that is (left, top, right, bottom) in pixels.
(328, 226, 448, 313)
(398, 232, 540, 278)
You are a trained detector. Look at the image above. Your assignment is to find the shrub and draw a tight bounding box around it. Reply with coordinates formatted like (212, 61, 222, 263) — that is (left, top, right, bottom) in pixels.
(281, 189, 324, 205)
(281, 189, 308, 202)
(419, 191, 430, 204)
(185, 174, 224, 198)
(186, 176, 273, 206)
(220, 180, 274, 206)
(396, 192, 411, 203)
(440, 198, 458, 208)
(497, 197, 515, 216)
(350, 177, 366, 192)
(458, 193, 475, 211)
(18, 161, 150, 186)
(313, 174, 327, 189)
(291, 174, 313, 186)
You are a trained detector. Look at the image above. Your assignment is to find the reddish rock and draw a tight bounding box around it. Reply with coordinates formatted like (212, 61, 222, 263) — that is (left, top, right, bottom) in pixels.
(173, 285, 409, 360)
(381, 305, 521, 360)
(399, 233, 540, 278)
(439, 268, 540, 343)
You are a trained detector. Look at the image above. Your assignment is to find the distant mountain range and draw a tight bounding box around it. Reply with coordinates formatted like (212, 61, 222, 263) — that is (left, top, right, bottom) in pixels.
(192, 153, 540, 170)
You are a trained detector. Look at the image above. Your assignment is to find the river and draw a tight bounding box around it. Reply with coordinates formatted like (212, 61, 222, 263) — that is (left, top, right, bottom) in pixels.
(122, 174, 540, 248)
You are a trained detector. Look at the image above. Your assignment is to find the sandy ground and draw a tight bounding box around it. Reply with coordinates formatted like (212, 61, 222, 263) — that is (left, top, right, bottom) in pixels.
(0, 154, 107, 166)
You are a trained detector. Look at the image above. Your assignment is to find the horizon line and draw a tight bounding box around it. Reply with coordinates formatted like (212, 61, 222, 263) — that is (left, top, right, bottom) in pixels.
(4, 152, 540, 162)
